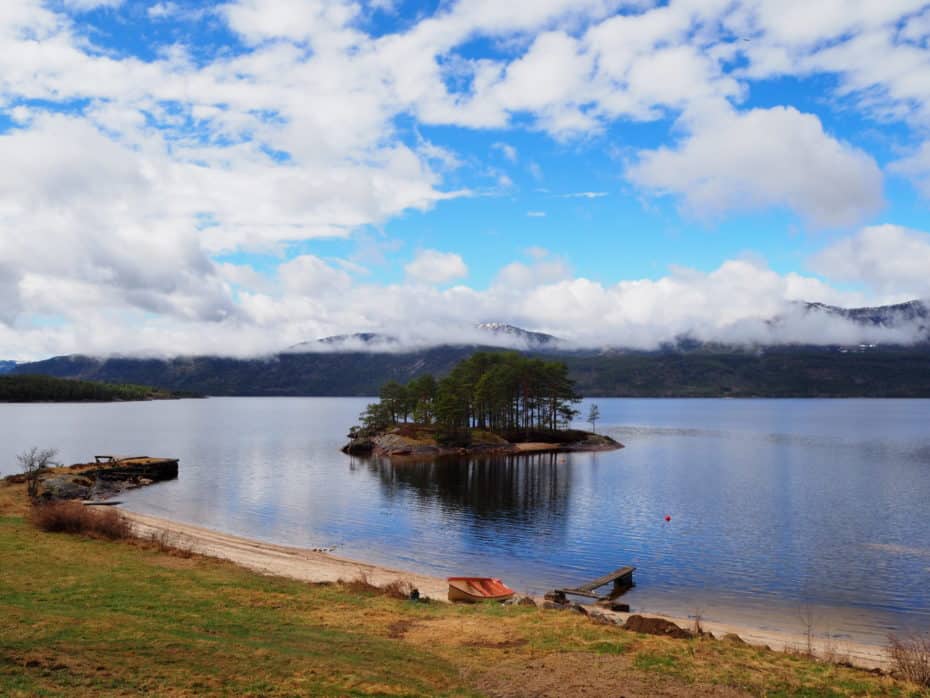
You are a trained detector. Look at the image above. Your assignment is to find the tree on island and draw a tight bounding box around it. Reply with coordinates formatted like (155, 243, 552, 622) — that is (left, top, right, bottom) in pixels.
(356, 352, 582, 446)
(587, 404, 600, 433)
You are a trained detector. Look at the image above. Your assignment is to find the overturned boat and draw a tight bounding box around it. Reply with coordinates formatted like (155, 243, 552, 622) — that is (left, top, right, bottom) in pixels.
(447, 577, 515, 603)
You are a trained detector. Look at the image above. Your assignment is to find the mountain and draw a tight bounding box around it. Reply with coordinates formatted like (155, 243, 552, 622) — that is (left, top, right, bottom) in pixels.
(0, 361, 15, 374)
(287, 333, 402, 353)
(474, 323, 560, 348)
(286, 323, 560, 353)
(800, 300, 930, 333)
(11, 303, 930, 397)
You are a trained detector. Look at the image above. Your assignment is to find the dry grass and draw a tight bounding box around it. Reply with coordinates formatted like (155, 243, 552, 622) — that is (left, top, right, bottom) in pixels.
(890, 633, 930, 687)
(338, 572, 415, 599)
(29, 501, 131, 540)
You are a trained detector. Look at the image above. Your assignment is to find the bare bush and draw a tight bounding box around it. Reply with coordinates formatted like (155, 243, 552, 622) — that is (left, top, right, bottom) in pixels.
(691, 607, 705, 636)
(17, 446, 57, 499)
(339, 573, 413, 599)
(889, 633, 930, 687)
(798, 603, 816, 657)
(30, 501, 131, 540)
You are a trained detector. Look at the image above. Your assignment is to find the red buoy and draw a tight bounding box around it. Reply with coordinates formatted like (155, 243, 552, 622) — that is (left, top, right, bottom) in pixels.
(664, 515, 671, 522)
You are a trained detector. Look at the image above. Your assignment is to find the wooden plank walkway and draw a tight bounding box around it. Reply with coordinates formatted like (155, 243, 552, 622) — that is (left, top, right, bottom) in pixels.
(553, 566, 636, 601)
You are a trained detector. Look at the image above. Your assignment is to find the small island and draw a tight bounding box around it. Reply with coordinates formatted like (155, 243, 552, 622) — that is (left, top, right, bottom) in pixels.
(342, 352, 622, 458)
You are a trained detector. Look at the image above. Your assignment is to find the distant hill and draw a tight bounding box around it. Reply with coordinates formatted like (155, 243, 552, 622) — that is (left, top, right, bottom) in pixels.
(286, 323, 561, 353)
(0, 374, 198, 402)
(11, 344, 930, 398)
(0, 361, 15, 375)
(11, 304, 930, 398)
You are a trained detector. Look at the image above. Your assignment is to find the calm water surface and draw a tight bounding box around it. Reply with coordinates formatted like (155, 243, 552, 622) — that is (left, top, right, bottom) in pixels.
(2, 397, 929, 643)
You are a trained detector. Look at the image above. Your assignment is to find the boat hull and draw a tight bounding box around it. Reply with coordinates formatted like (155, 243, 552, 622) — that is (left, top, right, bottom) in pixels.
(447, 577, 515, 603)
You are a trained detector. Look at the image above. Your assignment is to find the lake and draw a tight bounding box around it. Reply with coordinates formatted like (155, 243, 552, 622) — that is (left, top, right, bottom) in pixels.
(2, 397, 929, 644)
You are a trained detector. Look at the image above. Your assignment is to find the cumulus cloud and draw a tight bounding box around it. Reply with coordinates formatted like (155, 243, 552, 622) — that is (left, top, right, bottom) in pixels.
(627, 106, 884, 227)
(6, 245, 927, 361)
(810, 225, 930, 298)
(2, 1, 930, 361)
(404, 250, 469, 285)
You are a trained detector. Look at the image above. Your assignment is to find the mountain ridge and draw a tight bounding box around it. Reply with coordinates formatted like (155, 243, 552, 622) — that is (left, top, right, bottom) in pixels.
(10, 301, 930, 397)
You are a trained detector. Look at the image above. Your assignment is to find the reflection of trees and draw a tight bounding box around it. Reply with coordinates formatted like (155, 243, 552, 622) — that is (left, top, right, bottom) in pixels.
(350, 453, 573, 524)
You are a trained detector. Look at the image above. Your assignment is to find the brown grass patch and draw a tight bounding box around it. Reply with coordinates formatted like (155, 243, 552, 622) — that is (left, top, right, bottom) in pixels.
(338, 573, 414, 599)
(29, 501, 131, 539)
(386, 619, 417, 639)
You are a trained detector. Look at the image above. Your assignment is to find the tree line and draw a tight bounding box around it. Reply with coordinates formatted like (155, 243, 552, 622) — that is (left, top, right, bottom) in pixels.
(357, 352, 582, 444)
(0, 375, 196, 402)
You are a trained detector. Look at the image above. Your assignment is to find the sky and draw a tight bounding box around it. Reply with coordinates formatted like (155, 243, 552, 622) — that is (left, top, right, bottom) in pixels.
(2, 0, 930, 359)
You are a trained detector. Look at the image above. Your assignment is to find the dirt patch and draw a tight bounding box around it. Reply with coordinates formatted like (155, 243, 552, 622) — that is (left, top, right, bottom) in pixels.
(464, 638, 528, 649)
(387, 620, 417, 639)
(471, 652, 751, 698)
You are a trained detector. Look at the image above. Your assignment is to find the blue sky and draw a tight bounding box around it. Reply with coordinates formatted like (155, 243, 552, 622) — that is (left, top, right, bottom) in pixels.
(2, 0, 930, 358)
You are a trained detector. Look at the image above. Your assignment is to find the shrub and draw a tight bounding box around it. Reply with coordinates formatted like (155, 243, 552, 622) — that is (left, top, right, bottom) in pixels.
(17, 446, 57, 499)
(30, 501, 131, 540)
(339, 573, 414, 599)
(889, 633, 930, 687)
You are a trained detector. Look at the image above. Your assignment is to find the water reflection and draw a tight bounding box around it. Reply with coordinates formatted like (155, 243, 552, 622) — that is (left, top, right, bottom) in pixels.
(352, 453, 572, 524)
(2, 397, 930, 641)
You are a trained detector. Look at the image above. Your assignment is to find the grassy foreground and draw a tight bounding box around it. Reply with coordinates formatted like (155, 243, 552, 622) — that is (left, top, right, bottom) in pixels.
(0, 483, 926, 697)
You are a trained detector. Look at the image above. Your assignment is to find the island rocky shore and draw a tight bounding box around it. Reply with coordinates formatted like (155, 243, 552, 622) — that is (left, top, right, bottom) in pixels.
(342, 426, 622, 458)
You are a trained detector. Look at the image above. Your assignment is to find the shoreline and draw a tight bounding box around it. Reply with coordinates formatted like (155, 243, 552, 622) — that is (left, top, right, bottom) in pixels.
(121, 509, 892, 671)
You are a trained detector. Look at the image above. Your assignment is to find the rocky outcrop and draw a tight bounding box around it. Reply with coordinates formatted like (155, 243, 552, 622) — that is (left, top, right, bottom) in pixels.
(34, 458, 179, 501)
(342, 426, 623, 459)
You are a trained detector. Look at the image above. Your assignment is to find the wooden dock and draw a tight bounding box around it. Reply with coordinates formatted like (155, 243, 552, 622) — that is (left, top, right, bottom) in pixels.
(550, 566, 636, 602)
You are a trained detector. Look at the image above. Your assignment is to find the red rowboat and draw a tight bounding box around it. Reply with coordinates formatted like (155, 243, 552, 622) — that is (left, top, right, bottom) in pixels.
(447, 577, 515, 603)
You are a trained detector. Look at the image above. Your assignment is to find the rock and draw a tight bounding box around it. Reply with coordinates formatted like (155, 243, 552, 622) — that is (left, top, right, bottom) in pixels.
(571, 603, 587, 614)
(622, 614, 693, 639)
(341, 438, 374, 455)
(543, 601, 571, 611)
(596, 600, 630, 612)
(722, 633, 746, 644)
(504, 595, 537, 607)
(39, 476, 92, 501)
(587, 609, 620, 626)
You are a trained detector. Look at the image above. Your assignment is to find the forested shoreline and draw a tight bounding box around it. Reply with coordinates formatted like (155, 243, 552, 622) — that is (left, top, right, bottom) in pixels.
(0, 375, 197, 402)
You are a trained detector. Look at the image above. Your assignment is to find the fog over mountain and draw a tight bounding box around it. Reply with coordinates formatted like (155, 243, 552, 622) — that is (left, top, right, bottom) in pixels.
(277, 300, 930, 355)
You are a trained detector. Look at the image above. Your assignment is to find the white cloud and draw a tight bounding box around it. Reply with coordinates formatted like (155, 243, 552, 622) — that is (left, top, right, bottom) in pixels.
(526, 210, 546, 217)
(810, 225, 930, 298)
(627, 106, 884, 227)
(889, 142, 930, 198)
(404, 249, 469, 285)
(561, 191, 607, 199)
(279, 255, 352, 295)
(492, 142, 518, 162)
(221, 0, 361, 46)
(62, 0, 123, 10)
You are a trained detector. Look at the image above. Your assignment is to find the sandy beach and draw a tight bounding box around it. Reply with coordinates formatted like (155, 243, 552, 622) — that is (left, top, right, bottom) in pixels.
(122, 509, 892, 671)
